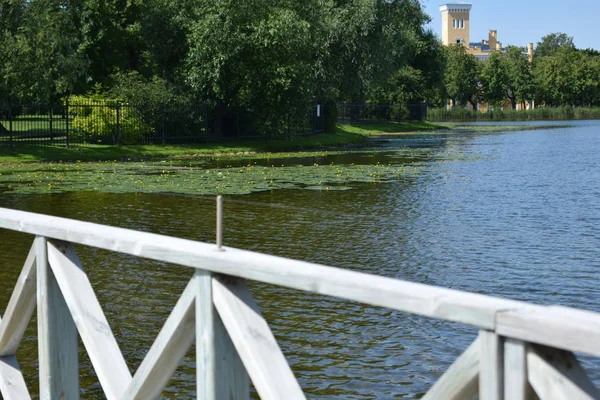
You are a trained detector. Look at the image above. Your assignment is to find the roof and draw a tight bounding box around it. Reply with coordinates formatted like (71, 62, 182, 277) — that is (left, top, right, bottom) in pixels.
(470, 43, 492, 51)
(439, 3, 472, 13)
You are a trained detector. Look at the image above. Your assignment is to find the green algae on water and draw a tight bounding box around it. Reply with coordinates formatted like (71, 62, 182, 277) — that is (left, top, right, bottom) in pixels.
(0, 159, 424, 196)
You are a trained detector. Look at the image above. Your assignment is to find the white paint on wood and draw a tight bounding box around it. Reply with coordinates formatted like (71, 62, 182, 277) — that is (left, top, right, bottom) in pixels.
(422, 337, 479, 400)
(196, 270, 216, 400)
(124, 277, 196, 400)
(504, 338, 535, 400)
(47, 241, 131, 400)
(0, 208, 536, 330)
(196, 271, 248, 400)
(0, 355, 31, 399)
(527, 345, 599, 400)
(212, 276, 304, 400)
(212, 309, 249, 400)
(479, 330, 503, 400)
(497, 307, 600, 357)
(37, 237, 79, 400)
(0, 242, 36, 356)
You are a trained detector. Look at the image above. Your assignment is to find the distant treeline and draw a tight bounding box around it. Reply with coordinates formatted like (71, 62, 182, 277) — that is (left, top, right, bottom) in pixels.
(428, 106, 600, 122)
(1, 1, 599, 136)
(444, 33, 600, 112)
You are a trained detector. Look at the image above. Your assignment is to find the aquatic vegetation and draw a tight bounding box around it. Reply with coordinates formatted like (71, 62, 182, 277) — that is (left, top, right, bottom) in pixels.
(0, 158, 424, 196)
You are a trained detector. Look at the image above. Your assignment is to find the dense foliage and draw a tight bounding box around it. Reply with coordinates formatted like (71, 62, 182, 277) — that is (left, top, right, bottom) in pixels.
(443, 33, 600, 110)
(2, 0, 600, 132)
(0, 0, 441, 133)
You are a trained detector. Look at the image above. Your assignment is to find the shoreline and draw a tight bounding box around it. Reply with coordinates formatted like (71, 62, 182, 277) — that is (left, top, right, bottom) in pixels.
(0, 121, 573, 164)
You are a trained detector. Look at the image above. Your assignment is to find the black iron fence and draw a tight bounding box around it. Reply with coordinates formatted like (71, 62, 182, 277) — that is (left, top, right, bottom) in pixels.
(337, 103, 428, 124)
(0, 100, 324, 148)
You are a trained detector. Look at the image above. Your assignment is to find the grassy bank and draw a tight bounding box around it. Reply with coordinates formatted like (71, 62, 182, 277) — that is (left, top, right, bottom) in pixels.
(0, 121, 446, 163)
(428, 106, 600, 121)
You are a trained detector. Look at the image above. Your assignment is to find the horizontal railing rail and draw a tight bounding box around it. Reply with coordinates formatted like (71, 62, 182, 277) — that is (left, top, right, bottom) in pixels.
(0, 202, 599, 399)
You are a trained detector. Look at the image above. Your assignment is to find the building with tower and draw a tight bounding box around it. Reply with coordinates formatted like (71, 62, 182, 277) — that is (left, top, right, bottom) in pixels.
(440, 2, 534, 110)
(440, 3, 533, 62)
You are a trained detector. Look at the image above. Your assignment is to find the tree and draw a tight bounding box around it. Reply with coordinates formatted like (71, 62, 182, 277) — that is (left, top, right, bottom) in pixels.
(503, 46, 534, 109)
(534, 33, 575, 58)
(444, 44, 480, 108)
(186, 0, 316, 135)
(481, 51, 507, 108)
(2, 0, 89, 103)
(374, 29, 446, 106)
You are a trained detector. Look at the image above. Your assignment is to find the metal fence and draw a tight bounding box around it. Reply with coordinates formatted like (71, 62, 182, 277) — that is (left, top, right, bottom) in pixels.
(337, 103, 428, 124)
(0, 100, 324, 148)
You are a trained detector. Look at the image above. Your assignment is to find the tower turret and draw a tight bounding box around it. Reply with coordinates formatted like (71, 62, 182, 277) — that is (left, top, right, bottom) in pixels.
(440, 3, 472, 46)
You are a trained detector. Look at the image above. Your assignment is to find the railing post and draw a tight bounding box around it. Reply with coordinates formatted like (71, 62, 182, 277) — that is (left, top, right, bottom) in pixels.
(196, 197, 248, 399)
(504, 338, 533, 400)
(479, 330, 503, 400)
(36, 236, 79, 399)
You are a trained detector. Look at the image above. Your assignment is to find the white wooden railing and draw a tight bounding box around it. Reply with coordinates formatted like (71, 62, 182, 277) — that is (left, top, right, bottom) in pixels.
(0, 199, 599, 399)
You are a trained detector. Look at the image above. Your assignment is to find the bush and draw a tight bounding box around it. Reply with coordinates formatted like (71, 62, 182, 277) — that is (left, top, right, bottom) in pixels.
(69, 95, 151, 143)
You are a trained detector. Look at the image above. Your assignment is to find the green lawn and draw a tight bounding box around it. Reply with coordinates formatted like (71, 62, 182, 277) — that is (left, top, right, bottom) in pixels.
(0, 121, 448, 163)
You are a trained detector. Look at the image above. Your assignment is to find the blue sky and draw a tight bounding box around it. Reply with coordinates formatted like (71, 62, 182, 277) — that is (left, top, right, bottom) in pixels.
(421, 0, 600, 50)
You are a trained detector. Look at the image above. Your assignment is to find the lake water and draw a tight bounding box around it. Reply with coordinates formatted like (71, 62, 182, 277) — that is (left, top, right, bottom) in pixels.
(1, 120, 599, 398)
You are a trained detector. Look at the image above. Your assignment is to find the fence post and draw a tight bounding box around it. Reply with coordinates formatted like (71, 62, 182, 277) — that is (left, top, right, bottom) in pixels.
(36, 236, 79, 399)
(65, 99, 70, 148)
(49, 105, 54, 143)
(161, 104, 166, 145)
(8, 106, 13, 149)
(115, 102, 122, 146)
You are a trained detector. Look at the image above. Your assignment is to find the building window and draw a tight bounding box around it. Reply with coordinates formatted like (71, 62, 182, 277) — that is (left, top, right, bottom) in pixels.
(453, 19, 456, 29)
(461, 19, 465, 29)
(456, 37, 463, 44)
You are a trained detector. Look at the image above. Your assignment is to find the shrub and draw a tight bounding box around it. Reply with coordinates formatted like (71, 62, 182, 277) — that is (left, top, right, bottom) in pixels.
(69, 95, 151, 143)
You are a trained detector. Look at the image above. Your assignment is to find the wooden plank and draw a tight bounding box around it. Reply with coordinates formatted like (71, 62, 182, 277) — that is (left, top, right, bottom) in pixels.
(212, 276, 303, 400)
(197, 271, 248, 400)
(479, 330, 503, 400)
(47, 240, 131, 400)
(422, 337, 479, 400)
(37, 237, 79, 400)
(0, 208, 534, 329)
(124, 277, 196, 400)
(504, 338, 536, 400)
(0, 355, 31, 399)
(0, 242, 36, 356)
(196, 270, 216, 399)
(497, 307, 600, 357)
(527, 345, 599, 400)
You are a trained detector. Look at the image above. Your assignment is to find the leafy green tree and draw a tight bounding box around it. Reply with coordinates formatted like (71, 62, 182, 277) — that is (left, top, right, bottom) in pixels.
(503, 46, 534, 109)
(533, 46, 589, 106)
(373, 28, 446, 106)
(186, 0, 315, 135)
(534, 33, 575, 58)
(2, 0, 89, 103)
(481, 51, 508, 108)
(444, 44, 480, 108)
